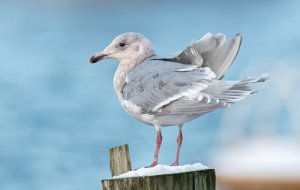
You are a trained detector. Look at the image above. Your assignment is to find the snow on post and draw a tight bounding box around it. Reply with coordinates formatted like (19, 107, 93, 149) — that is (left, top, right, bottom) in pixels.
(102, 144, 216, 190)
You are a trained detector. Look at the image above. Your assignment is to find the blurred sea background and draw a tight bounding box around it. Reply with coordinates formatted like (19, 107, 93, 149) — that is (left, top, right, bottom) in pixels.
(1, 0, 300, 189)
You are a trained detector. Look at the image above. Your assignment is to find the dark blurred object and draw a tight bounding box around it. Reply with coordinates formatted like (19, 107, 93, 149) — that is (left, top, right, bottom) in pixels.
(218, 176, 300, 190)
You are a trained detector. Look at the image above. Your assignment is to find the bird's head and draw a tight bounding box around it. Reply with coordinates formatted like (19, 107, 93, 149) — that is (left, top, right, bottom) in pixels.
(89, 32, 155, 64)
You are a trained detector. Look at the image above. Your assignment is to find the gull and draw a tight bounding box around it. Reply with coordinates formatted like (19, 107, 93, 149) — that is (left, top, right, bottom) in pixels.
(89, 32, 268, 167)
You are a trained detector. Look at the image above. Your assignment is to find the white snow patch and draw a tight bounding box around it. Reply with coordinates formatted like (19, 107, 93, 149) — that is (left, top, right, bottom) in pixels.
(211, 138, 300, 179)
(113, 163, 209, 179)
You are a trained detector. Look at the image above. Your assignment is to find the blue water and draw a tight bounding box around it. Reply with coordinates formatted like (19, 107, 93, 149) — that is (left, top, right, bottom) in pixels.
(1, 0, 300, 189)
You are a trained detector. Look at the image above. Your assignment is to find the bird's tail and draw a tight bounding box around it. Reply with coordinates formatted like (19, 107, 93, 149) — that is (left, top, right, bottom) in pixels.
(204, 74, 269, 104)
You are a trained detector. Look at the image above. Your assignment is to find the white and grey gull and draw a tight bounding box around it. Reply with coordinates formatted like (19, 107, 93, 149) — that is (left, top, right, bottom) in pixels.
(89, 32, 268, 167)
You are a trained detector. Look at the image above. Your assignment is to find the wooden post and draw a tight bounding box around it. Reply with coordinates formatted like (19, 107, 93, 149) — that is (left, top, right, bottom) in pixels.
(109, 144, 132, 177)
(102, 144, 216, 190)
(102, 169, 216, 190)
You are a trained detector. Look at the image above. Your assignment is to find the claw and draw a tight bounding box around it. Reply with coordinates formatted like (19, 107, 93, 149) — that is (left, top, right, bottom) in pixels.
(146, 161, 158, 168)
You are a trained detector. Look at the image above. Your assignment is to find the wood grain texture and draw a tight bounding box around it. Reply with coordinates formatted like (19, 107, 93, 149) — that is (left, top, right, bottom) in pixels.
(109, 144, 132, 177)
(102, 169, 215, 190)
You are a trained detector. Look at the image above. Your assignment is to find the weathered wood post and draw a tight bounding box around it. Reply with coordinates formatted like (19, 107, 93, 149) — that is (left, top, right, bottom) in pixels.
(102, 144, 216, 190)
(109, 144, 132, 176)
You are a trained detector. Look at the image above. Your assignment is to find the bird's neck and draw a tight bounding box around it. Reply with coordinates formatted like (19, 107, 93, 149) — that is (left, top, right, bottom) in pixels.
(113, 48, 155, 99)
(113, 59, 139, 99)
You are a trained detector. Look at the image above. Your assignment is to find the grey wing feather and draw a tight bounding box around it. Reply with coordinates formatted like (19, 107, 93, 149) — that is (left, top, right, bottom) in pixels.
(171, 33, 242, 79)
(203, 74, 269, 103)
(152, 74, 269, 116)
(123, 59, 216, 113)
(156, 95, 227, 116)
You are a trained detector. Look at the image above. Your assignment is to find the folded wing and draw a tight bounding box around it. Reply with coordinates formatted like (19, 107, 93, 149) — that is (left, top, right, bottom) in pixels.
(122, 59, 216, 114)
(123, 59, 268, 117)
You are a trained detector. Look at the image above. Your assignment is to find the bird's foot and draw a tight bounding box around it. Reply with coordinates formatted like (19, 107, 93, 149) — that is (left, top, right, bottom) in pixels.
(146, 161, 158, 168)
(171, 161, 179, 166)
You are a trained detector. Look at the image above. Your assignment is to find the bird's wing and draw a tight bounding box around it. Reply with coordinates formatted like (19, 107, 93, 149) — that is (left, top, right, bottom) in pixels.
(153, 74, 269, 116)
(122, 59, 217, 114)
(168, 33, 242, 79)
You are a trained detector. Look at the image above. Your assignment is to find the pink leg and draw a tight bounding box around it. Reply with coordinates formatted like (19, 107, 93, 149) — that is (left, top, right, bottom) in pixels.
(148, 125, 162, 167)
(172, 125, 183, 166)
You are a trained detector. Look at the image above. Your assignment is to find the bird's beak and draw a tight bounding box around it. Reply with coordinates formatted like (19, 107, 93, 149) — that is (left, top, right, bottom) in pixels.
(89, 51, 109, 64)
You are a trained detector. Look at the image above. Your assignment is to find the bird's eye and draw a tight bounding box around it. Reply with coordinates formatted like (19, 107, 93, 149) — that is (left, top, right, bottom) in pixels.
(119, 42, 126, 47)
